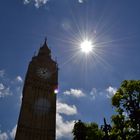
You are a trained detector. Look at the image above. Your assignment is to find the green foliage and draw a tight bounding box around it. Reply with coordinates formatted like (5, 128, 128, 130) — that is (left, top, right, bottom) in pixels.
(72, 120, 103, 140)
(86, 122, 103, 140)
(72, 120, 87, 140)
(111, 80, 140, 140)
(72, 80, 140, 140)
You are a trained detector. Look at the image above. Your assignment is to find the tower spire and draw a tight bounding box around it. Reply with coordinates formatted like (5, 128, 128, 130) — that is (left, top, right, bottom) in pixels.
(38, 38, 51, 57)
(15, 37, 58, 140)
(44, 37, 47, 45)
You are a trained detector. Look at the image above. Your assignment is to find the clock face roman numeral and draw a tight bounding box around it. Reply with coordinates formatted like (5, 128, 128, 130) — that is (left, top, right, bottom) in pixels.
(37, 68, 51, 79)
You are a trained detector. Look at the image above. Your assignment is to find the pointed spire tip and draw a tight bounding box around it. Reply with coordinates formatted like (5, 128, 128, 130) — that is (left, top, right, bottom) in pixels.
(45, 37, 47, 44)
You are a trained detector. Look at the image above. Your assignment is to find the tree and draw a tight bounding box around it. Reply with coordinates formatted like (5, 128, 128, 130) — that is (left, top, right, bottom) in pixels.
(72, 120, 103, 140)
(110, 114, 128, 140)
(111, 80, 140, 140)
(86, 122, 103, 140)
(101, 118, 112, 140)
(72, 120, 87, 140)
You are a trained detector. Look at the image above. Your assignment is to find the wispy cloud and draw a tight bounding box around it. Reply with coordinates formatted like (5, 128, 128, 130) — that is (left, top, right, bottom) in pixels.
(10, 125, 17, 139)
(106, 86, 117, 98)
(23, 0, 49, 8)
(90, 88, 98, 100)
(89, 86, 117, 100)
(0, 125, 17, 140)
(23, 0, 87, 8)
(0, 131, 8, 140)
(78, 0, 84, 3)
(0, 71, 23, 98)
(24, 0, 30, 4)
(63, 88, 85, 98)
(15, 76, 23, 83)
(0, 83, 4, 90)
(0, 83, 12, 98)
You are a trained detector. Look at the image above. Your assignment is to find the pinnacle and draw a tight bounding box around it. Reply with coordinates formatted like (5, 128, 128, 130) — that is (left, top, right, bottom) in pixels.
(38, 38, 51, 57)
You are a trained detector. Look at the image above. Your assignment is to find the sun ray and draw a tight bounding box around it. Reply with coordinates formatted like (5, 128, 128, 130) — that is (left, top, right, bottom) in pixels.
(45, 1, 136, 85)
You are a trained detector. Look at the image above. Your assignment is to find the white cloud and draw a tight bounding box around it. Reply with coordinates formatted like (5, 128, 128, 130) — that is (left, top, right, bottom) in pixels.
(63, 89, 85, 98)
(0, 132, 8, 140)
(0, 83, 4, 90)
(24, 0, 30, 4)
(106, 86, 117, 98)
(56, 100, 77, 139)
(78, 0, 88, 3)
(23, 0, 49, 8)
(57, 101, 77, 115)
(23, 0, 87, 8)
(10, 125, 17, 139)
(0, 71, 23, 98)
(56, 113, 75, 139)
(0, 70, 13, 98)
(16, 76, 23, 83)
(0, 85, 12, 98)
(78, 0, 84, 3)
(0, 125, 17, 140)
(90, 88, 97, 100)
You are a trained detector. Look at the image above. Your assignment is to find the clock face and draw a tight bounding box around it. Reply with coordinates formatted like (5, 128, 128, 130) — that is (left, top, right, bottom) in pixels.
(37, 68, 51, 79)
(34, 98, 50, 114)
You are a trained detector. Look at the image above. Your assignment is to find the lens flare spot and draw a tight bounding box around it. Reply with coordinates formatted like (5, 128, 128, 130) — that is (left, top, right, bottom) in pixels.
(54, 89, 59, 94)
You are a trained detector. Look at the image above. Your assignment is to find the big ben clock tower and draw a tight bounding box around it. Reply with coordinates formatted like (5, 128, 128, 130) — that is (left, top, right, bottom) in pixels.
(15, 39, 58, 140)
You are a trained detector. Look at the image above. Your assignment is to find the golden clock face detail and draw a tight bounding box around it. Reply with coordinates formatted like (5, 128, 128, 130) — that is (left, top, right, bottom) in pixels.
(37, 68, 51, 79)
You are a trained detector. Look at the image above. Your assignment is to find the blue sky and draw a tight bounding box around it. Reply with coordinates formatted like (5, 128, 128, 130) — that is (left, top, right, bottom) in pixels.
(0, 0, 140, 139)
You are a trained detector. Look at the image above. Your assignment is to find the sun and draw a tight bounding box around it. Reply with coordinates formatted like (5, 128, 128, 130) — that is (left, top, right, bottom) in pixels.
(80, 40, 93, 54)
